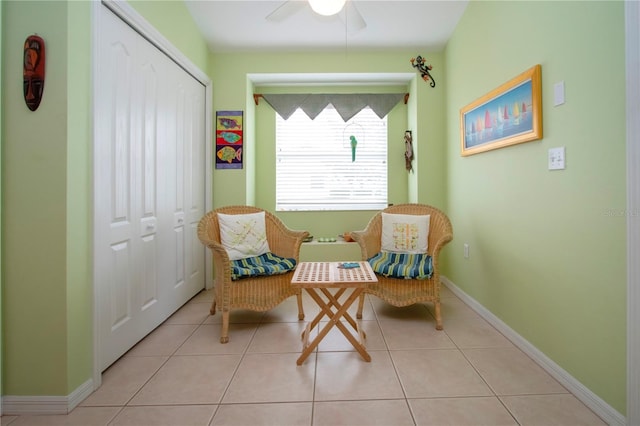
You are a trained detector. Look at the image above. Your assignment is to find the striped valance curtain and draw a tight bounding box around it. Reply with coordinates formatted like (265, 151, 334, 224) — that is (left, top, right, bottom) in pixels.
(260, 93, 406, 122)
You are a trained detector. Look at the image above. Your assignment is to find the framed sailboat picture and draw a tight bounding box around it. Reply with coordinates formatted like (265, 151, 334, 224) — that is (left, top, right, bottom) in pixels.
(460, 65, 542, 156)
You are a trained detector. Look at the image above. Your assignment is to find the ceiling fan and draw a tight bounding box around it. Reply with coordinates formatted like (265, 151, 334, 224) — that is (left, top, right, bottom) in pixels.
(266, 0, 367, 34)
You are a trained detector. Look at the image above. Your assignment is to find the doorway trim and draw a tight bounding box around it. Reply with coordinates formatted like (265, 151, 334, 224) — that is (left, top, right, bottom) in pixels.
(91, 0, 213, 388)
(626, 1, 640, 424)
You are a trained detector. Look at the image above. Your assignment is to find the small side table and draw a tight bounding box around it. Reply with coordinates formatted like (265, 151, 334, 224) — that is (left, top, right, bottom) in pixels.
(291, 261, 378, 365)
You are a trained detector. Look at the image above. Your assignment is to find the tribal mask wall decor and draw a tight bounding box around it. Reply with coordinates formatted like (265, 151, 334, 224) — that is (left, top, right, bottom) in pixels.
(23, 35, 46, 111)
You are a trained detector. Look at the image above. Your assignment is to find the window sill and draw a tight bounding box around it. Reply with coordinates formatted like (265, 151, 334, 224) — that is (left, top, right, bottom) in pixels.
(302, 236, 356, 245)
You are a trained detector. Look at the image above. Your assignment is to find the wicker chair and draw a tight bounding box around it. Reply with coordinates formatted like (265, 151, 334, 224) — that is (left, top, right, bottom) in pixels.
(197, 206, 309, 343)
(351, 204, 453, 330)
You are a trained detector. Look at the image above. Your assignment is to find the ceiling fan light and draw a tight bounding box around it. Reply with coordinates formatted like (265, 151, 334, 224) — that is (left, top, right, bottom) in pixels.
(308, 0, 346, 16)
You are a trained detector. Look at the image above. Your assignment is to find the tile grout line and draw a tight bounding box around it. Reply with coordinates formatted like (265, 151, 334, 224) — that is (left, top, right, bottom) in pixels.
(376, 301, 419, 426)
(119, 304, 212, 410)
(212, 312, 261, 413)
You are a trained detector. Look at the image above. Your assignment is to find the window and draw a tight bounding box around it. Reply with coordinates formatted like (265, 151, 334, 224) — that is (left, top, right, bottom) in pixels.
(276, 106, 387, 211)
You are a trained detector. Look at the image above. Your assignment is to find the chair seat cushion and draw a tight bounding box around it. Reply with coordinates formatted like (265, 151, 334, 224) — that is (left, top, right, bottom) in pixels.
(368, 251, 433, 279)
(231, 252, 297, 280)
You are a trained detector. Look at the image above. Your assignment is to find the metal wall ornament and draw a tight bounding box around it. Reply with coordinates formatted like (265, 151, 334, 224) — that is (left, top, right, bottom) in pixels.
(350, 135, 358, 162)
(410, 56, 435, 88)
(23, 34, 46, 111)
(404, 130, 414, 172)
(343, 121, 365, 162)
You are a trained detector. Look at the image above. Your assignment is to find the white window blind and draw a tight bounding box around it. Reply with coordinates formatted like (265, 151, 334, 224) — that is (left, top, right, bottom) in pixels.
(276, 106, 388, 211)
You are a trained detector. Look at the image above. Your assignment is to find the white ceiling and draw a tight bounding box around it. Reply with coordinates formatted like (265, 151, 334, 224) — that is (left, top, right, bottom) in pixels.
(184, 0, 469, 53)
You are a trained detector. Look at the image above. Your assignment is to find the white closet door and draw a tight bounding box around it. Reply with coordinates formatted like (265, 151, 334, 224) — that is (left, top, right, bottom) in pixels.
(94, 4, 205, 371)
(161, 60, 206, 315)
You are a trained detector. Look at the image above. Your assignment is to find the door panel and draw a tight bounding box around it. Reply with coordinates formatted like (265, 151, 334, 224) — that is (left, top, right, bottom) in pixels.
(95, 4, 205, 371)
(110, 241, 132, 331)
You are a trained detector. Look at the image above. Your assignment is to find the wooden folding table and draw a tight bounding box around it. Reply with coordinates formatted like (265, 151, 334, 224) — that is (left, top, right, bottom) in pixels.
(291, 261, 378, 365)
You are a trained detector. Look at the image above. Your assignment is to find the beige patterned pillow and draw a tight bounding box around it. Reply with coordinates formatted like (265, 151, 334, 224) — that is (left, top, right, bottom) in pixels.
(381, 212, 430, 254)
(218, 212, 271, 260)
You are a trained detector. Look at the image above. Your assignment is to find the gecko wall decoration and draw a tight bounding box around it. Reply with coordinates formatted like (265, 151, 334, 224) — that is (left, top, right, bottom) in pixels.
(410, 56, 435, 88)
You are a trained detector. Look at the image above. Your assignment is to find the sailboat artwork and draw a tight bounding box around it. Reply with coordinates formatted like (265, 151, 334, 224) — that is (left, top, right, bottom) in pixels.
(466, 82, 530, 145)
(460, 65, 543, 156)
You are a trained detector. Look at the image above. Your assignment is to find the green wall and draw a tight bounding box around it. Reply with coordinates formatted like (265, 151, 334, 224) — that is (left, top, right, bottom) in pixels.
(3, 0, 71, 396)
(1, 0, 209, 400)
(127, 0, 209, 71)
(66, 0, 93, 394)
(2, 0, 99, 397)
(209, 51, 447, 239)
(0, 0, 4, 401)
(444, 0, 626, 413)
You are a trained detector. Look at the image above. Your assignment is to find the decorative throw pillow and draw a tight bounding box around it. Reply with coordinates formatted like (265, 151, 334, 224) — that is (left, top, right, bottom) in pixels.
(218, 212, 271, 261)
(381, 212, 430, 254)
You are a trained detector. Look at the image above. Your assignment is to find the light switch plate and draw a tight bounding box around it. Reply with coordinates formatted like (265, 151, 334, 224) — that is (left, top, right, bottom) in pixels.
(548, 147, 565, 170)
(554, 81, 565, 106)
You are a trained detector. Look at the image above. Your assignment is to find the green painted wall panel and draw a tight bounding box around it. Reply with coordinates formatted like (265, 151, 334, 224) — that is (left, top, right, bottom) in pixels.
(1, 0, 4, 400)
(66, 0, 93, 393)
(444, 0, 626, 413)
(127, 0, 209, 71)
(2, 0, 69, 395)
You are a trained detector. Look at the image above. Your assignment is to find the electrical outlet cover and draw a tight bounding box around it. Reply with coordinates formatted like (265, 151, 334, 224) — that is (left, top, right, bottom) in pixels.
(548, 147, 565, 170)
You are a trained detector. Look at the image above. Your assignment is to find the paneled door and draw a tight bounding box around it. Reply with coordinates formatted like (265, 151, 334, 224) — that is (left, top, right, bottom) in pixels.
(94, 4, 205, 371)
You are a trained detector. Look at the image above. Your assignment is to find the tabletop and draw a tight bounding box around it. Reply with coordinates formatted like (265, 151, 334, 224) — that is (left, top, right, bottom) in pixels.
(291, 261, 377, 288)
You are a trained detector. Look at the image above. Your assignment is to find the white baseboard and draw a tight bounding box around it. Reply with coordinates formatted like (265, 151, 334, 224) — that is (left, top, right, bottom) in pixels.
(68, 379, 95, 412)
(441, 276, 626, 426)
(2, 378, 94, 416)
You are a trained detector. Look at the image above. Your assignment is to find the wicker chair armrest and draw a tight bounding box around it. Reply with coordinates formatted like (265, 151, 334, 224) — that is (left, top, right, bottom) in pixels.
(265, 212, 309, 260)
(351, 228, 381, 260)
(204, 239, 230, 262)
(198, 238, 233, 310)
(430, 232, 453, 257)
(268, 227, 309, 260)
(428, 231, 453, 273)
(198, 229, 221, 251)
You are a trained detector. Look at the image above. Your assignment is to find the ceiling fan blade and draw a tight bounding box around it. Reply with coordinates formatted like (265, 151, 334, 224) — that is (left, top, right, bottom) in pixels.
(343, 1, 366, 33)
(266, 1, 307, 22)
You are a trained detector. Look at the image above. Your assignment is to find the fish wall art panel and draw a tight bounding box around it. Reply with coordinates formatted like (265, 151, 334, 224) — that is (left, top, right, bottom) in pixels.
(215, 110, 243, 169)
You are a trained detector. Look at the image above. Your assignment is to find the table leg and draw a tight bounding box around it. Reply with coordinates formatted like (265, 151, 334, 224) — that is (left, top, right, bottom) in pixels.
(320, 288, 367, 339)
(328, 289, 370, 362)
(300, 288, 347, 340)
(301, 321, 311, 349)
(297, 288, 370, 365)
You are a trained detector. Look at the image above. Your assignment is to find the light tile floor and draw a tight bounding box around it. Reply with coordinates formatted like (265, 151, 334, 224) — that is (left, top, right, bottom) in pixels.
(2, 286, 606, 426)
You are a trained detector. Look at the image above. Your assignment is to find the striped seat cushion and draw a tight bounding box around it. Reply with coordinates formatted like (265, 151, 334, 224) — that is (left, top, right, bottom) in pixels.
(230, 252, 297, 280)
(368, 251, 433, 279)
